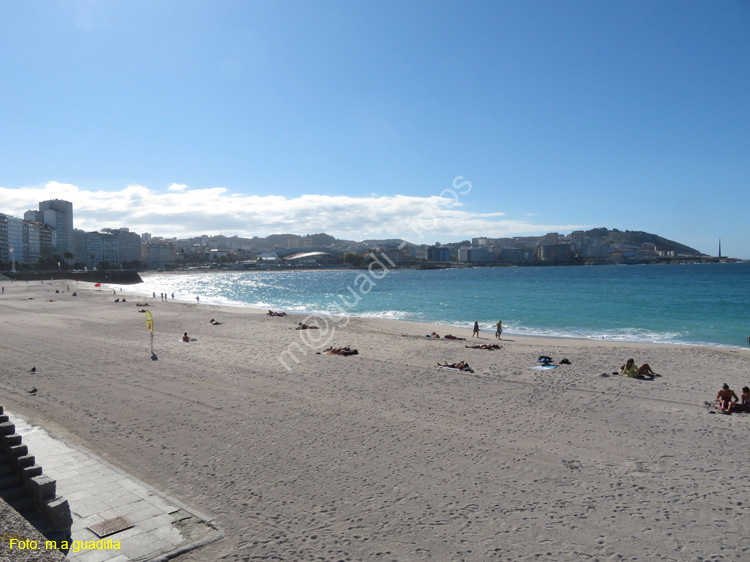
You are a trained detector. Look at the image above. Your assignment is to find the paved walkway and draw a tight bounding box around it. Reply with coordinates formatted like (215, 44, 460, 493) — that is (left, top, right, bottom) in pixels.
(8, 410, 222, 562)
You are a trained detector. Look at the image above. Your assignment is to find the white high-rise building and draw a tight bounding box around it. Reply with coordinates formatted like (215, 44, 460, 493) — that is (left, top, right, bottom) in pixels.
(39, 199, 74, 256)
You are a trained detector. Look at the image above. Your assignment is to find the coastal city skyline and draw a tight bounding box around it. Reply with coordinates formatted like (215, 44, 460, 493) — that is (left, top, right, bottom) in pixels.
(1, 1, 748, 258)
(0, 198, 725, 271)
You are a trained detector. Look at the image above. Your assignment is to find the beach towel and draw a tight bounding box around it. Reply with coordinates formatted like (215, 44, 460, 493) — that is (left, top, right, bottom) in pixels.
(531, 365, 558, 370)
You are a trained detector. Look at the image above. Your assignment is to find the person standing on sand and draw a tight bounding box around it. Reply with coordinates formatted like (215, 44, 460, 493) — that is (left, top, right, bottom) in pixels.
(747, 334, 750, 347)
(495, 320, 502, 340)
(196, 296, 200, 304)
(472, 321, 480, 338)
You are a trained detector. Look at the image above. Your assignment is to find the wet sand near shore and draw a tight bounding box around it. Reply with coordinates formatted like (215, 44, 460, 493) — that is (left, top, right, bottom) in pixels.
(1, 279, 749, 561)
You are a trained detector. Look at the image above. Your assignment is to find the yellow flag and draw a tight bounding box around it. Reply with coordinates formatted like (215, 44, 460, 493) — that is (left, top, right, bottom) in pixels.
(145, 311, 153, 333)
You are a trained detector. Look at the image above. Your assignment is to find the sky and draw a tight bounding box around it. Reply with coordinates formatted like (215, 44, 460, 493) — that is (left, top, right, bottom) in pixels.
(1, 0, 748, 257)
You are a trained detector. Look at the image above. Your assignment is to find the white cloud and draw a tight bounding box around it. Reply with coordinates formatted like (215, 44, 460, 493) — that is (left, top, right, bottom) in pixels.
(0, 182, 588, 242)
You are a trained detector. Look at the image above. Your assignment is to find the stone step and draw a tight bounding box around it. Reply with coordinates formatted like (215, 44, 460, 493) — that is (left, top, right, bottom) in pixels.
(41, 530, 72, 552)
(0, 420, 15, 435)
(0, 472, 22, 489)
(7, 494, 35, 512)
(2, 483, 31, 502)
(4, 433, 23, 446)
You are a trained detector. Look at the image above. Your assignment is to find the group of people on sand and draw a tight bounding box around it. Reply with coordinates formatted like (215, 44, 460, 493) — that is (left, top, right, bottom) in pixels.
(429, 320, 505, 341)
(323, 346, 358, 356)
(428, 332, 466, 341)
(714, 383, 750, 414)
(471, 320, 504, 340)
(181, 318, 223, 342)
(267, 310, 287, 317)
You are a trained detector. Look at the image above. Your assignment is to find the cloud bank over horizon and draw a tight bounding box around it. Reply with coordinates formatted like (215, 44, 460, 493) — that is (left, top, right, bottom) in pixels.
(0, 181, 588, 243)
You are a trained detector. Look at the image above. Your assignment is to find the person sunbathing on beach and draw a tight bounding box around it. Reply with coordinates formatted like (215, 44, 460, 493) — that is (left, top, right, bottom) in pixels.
(182, 332, 191, 342)
(438, 361, 470, 370)
(444, 335, 466, 341)
(716, 383, 739, 412)
(267, 310, 287, 317)
(621, 358, 656, 379)
(428, 332, 440, 338)
(323, 346, 359, 356)
(296, 322, 319, 330)
(466, 344, 500, 350)
(209, 318, 222, 325)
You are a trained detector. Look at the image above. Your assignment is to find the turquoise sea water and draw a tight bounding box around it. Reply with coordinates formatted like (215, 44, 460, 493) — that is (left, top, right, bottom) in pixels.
(130, 263, 750, 348)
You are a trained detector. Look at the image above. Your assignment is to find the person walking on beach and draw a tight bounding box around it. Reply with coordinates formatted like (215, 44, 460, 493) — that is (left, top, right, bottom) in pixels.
(196, 296, 200, 304)
(472, 321, 480, 338)
(495, 320, 502, 340)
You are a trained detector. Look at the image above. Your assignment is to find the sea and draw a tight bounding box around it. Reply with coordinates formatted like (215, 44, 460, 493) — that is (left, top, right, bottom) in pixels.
(126, 263, 750, 349)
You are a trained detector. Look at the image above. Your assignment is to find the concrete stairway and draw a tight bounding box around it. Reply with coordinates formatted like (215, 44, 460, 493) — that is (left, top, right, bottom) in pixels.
(0, 406, 72, 544)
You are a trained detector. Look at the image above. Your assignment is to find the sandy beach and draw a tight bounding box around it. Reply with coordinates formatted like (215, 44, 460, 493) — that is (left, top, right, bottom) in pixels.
(1, 278, 749, 562)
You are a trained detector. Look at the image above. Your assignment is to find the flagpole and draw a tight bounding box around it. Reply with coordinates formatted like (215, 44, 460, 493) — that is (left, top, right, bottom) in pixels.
(145, 311, 154, 357)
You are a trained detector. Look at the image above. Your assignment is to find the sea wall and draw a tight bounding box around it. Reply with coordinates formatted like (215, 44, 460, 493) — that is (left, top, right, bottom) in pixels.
(2, 269, 143, 285)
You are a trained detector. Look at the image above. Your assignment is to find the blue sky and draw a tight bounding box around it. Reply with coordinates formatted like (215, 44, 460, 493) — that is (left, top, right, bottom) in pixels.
(1, 0, 748, 257)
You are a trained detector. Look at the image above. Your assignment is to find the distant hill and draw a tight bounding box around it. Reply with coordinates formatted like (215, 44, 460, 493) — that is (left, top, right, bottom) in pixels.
(584, 228, 703, 256)
(180, 228, 704, 257)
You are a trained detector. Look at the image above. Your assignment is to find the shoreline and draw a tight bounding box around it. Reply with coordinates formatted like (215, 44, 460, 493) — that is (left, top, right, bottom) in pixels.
(120, 273, 750, 351)
(2, 279, 749, 561)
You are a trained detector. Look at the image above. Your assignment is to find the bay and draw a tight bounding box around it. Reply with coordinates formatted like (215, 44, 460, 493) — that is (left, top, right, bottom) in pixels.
(131, 263, 750, 348)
